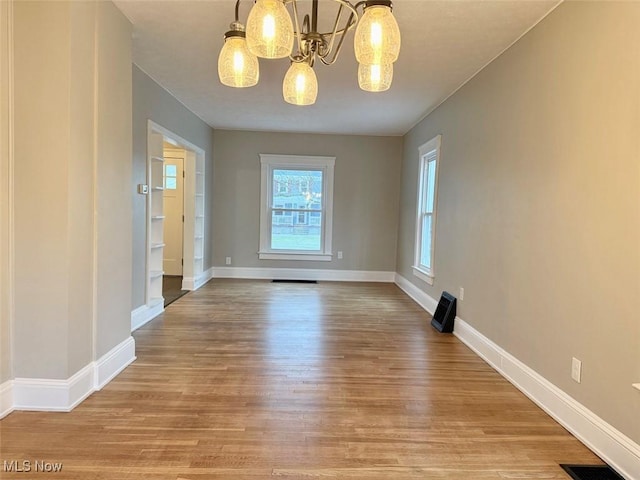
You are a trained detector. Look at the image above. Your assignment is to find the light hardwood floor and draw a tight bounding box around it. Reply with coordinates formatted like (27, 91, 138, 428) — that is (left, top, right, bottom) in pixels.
(0, 280, 602, 479)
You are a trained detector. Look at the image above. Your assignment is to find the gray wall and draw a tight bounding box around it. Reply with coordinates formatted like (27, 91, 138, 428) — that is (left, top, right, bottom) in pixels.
(0, 0, 12, 384)
(14, 0, 74, 379)
(95, 1, 133, 358)
(132, 66, 214, 310)
(213, 130, 402, 272)
(12, 0, 132, 378)
(397, 1, 640, 443)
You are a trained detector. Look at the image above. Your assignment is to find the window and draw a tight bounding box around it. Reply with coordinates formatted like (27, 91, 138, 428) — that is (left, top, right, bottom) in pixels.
(164, 164, 177, 190)
(413, 135, 441, 285)
(259, 154, 335, 261)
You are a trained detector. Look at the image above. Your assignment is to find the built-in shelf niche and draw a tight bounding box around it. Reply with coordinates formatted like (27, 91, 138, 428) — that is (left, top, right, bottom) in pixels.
(147, 133, 165, 306)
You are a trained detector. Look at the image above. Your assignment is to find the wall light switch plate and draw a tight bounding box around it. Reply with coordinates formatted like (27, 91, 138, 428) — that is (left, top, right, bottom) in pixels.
(571, 357, 582, 383)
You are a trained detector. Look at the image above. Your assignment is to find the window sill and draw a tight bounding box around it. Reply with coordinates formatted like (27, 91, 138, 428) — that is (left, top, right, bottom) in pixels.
(412, 267, 434, 285)
(259, 252, 332, 262)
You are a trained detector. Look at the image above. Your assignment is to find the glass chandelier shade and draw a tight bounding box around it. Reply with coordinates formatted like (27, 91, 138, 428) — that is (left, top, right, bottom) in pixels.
(358, 62, 393, 92)
(218, 0, 401, 103)
(218, 30, 259, 88)
(245, 0, 294, 59)
(354, 3, 401, 65)
(283, 61, 318, 106)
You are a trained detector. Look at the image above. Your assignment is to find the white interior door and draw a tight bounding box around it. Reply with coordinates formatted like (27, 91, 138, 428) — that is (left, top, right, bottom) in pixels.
(163, 156, 184, 276)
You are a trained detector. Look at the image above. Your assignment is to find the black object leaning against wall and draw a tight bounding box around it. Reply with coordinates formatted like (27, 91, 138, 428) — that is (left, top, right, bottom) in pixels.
(431, 291, 456, 333)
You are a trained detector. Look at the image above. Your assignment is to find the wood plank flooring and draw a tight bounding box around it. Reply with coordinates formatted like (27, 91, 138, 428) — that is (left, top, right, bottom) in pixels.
(0, 280, 602, 479)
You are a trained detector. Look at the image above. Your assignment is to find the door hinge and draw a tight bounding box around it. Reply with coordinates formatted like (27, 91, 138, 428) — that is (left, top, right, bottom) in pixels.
(183, 170, 185, 178)
(182, 214, 185, 222)
(181, 259, 183, 266)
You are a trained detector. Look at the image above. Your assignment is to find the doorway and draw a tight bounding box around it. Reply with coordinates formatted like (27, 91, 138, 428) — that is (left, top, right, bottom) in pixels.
(162, 144, 188, 306)
(145, 121, 206, 317)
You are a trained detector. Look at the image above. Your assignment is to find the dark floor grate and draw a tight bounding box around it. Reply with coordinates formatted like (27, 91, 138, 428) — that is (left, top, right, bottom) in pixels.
(272, 279, 318, 284)
(560, 464, 624, 480)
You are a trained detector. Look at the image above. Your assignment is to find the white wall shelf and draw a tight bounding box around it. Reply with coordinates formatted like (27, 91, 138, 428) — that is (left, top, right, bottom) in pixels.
(193, 155, 205, 278)
(147, 132, 166, 306)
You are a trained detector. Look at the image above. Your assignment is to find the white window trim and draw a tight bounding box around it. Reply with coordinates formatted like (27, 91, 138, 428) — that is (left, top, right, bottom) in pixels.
(259, 154, 335, 261)
(413, 135, 441, 285)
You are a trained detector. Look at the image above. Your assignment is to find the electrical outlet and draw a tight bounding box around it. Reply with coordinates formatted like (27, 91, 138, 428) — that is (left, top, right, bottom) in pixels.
(225, 257, 231, 265)
(459, 287, 464, 301)
(571, 357, 582, 383)
(337, 251, 343, 259)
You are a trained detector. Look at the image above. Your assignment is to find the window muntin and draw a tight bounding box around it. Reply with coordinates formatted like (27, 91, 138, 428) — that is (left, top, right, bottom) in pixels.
(164, 164, 178, 190)
(259, 155, 335, 261)
(413, 136, 441, 284)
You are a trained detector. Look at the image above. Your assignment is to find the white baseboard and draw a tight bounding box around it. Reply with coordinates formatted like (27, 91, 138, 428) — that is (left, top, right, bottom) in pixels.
(212, 266, 395, 283)
(13, 363, 95, 412)
(0, 380, 14, 419)
(131, 300, 164, 332)
(183, 266, 214, 291)
(94, 336, 136, 390)
(394, 274, 640, 480)
(394, 273, 438, 313)
(453, 318, 640, 480)
(5, 336, 135, 415)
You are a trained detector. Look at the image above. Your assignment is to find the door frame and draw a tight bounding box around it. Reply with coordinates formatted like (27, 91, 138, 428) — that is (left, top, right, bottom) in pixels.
(146, 120, 205, 301)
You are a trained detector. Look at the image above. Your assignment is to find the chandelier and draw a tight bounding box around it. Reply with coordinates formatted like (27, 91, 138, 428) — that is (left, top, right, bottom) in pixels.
(217, 0, 401, 106)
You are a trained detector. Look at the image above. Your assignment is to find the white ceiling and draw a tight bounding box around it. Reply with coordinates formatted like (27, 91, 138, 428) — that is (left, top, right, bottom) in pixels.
(114, 0, 560, 136)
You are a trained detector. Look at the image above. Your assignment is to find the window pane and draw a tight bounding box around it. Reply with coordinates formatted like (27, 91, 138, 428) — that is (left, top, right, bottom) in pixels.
(309, 211, 321, 226)
(420, 214, 432, 269)
(165, 164, 177, 177)
(425, 160, 436, 213)
(420, 160, 429, 212)
(165, 177, 177, 190)
(271, 211, 321, 250)
(273, 169, 323, 210)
